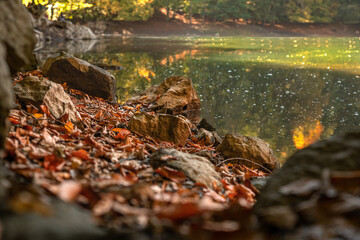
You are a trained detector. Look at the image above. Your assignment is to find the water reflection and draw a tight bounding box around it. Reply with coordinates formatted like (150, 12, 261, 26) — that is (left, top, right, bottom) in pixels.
(35, 37, 360, 161)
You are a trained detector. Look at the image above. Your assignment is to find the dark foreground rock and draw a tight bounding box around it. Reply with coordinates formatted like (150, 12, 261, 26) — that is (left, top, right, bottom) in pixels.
(0, 1, 36, 75)
(150, 148, 222, 189)
(128, 113, 191, 146)
(42, 52, 116, 102)
(0, 2, 109, 240)
(255, 132, 360, 233)
(2, 198, 104, 240)
(216, 134, 278, 170)
(126, 76, 201, 122)
(0, 0, 36, 149)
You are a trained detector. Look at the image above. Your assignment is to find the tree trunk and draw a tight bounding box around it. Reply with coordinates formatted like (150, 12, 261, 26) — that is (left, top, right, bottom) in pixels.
(166, 6, 170, 20)
(188, 0, 192, 24)
(202, 0, 205, 24)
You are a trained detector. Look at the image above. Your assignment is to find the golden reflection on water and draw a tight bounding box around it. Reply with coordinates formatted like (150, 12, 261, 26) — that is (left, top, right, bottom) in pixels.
(292, 121, 324, 149)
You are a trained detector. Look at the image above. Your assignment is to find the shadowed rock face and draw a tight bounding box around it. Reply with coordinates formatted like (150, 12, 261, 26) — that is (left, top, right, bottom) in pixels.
(255, 132, 360, 214)
(0, 45, 13, 150)
(42, 52, 116, 102)
(0, 0, 36, 149)
(0, 1, 36, 75)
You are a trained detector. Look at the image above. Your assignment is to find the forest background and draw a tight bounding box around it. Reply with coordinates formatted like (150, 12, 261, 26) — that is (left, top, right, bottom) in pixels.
(23, 0, 360, 25)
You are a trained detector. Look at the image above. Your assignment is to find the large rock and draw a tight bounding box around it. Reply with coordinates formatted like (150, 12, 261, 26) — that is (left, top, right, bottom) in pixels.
(33, 16, 96, 41)
(216, 134, 278, 170)
(0, 45, 13, 150)
(126, 76, 201, 122)
(150, 149, 222, 189)
(128, 113, 191, 147)
(13, 76, 81, 124)
(0, 0, 35, 204)
(255, 132, 360, 212)
(42, 52, 116, 102)
(0, 1, 36, 75)
(0, 0, 36, 149)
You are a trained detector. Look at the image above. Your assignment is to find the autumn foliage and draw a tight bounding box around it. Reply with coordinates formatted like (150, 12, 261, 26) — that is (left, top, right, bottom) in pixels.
(4, 70, 267, 236)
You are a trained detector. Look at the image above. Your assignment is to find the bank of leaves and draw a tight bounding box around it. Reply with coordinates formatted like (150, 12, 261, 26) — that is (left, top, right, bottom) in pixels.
(4, 70, 266, 237)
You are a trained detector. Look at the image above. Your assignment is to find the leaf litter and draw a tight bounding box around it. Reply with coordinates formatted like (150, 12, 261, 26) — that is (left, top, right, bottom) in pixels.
(3, 70, 270, 237)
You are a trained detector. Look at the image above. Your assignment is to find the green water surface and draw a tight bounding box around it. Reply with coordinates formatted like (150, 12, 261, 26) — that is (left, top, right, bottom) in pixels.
(36, 37, 360, 161)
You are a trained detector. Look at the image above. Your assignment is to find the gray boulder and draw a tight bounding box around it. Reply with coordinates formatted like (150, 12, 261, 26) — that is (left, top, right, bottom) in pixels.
(150, 148, 222, 189)
(32, 16, 96, 41)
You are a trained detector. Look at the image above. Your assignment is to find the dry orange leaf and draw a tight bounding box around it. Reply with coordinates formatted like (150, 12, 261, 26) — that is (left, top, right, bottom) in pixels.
(95, 110, 103, 119)
(112, 128, 125, 132)
(157, 202, 203, 220)
(72, 149, 89, 161)
(123, 106, 134, 110)
(33, 113, 44, 119)
(64, 121, 74, 133)
(113, 128, 131, 140)
(8, 116, 20, 125)
(155, 167, 187, 183)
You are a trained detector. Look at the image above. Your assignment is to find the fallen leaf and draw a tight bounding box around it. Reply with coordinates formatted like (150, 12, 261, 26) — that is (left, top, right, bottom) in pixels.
(33, 113, 44, 119)
(71, 149, 89, 161)
(155, 166, 187, 183)
(48, 181, 82, 202)
(64, 121, 74, 133)
(157, 202, 203, 220)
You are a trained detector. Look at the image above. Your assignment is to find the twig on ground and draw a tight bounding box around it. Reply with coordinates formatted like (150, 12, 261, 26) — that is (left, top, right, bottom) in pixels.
(216, 157, 272, 174)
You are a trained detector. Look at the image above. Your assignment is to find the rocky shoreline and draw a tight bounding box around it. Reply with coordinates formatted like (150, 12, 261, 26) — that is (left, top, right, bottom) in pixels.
(1, 2, 360, 240)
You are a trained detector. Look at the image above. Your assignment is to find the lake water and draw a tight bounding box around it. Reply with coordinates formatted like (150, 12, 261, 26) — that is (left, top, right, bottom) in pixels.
(35, 37, 360, 161)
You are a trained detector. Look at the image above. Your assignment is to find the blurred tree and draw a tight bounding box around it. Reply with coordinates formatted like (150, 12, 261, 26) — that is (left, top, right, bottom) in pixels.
(335, 0, 360, 23)
(23, 0, 360, 23)
(253, 0, 285, 24)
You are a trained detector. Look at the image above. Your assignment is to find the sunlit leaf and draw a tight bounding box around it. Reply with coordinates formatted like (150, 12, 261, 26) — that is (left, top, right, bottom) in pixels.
(71, 149, 89, 161)
(64, 121, 74, 133)
(33, 113, 44, 119)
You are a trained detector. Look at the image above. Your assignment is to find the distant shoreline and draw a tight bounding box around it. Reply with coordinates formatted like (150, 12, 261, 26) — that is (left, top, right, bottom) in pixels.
(83, 16, 360, 38)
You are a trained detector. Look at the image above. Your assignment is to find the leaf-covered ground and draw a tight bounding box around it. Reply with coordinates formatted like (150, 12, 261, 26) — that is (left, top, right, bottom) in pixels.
(4, 70, 267, 238)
